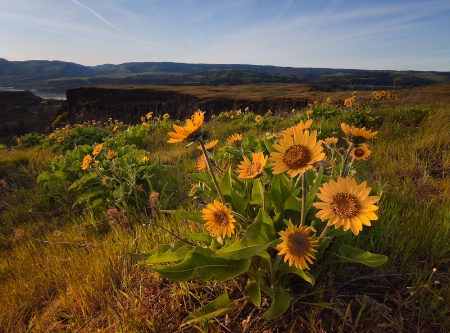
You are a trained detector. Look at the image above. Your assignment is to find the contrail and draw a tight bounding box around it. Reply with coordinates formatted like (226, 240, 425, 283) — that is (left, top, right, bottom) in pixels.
(69, 0, 146, 45)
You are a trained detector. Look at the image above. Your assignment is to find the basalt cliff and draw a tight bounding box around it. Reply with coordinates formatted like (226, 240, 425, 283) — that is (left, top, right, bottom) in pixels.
(58, 84, 319, 124)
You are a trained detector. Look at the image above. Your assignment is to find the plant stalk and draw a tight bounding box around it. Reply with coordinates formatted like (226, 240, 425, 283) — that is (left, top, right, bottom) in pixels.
(340, 142, 355, 177)
(199, 141, 226, 205)
(300, 172, 307, 227)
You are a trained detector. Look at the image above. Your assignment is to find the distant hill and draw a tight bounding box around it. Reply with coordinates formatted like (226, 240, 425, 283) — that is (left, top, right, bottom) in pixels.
(1, 58, 450, 94)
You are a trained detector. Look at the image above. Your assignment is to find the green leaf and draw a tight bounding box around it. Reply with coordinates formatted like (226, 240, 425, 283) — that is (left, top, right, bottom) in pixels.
(184, 233, 213, 245)
(162, 210, 205, 224)
(278, 262, 315, 285)
(190, 173, 212, 184)
(270, 174, 292, 213)
(263, 286, 293, 320)
(130, 241, 189, 263)
(216, 222, 276, 260)
(246, 281, 261, 307)
(251, 181, 263, 206)
(218, 167, 232, 198)
(283, 190, 302, 212)
(230, 187, 249, 214)
(306, 168, 325, 212)
(254, 208, 273, 226)
(87, 196, 104, 209)
(75, 186, 105, 203)
(140, 246, 192, 264)
(181, 293, 236, 327)
(337, 244, 388, 267)
(37, 171, 58, 182)
(154, 246, 251, 281)
(69, 172, 100, 190)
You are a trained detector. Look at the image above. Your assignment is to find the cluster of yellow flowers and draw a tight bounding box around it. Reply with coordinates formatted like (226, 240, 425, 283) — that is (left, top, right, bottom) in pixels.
(167, 111, 379, 271)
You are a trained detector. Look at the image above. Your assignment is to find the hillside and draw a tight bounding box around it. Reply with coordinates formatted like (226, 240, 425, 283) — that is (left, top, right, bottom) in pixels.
(1, 58, 450, 94)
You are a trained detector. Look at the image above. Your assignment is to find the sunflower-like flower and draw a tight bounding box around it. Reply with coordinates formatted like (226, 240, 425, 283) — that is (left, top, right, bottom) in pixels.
(270, 129, 325, 178)
(106, 150, 117, 159)
(202, 201, 236, 238)
(197, 140, 219, 151)
(276, 225, 318, 270)
(324, 137, 338, 146)
(344, 98, 352, 108)
(93, 144, 103, 156)
(350, 144, 371, 160)
(313, 177, 379, 235)
(167, 110, 205, 143)
(372, 91, 381, 100)
(142, 156, 150, 163)
(227, 133, 242, 145)
(237, 152, 267, 179)
(255, 115, 262, 123)
(281, 119, 313, 136)
(341, 123, 378, 143)
(82, 154, 92, 170)
(142, 122, 150, 129)
(101, 177, 111, 185)
(57, 137, 64, 143)
(196, 154, 207, 171)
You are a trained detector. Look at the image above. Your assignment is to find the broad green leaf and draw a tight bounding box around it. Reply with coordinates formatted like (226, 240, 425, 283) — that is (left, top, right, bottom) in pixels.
(154, 246, 251, 281)
(75, 186, 105, 203)
(54, 170, 72, 180)
(130, 241, 189, 263)
(162, 210, 205, 224)
(69, 172, 100, 190)
(216, 222, 276, 260)
(184, 233, 213, 244)
(337, 244, 388, 267)
(278, 262, 315, 285)
(37, 171, 58, 182)
(270, 174, 292, 213)
(270, 174, 283, 212)
(264, 137, 276, 153)
(263, 286, 293, 320)
(230, 187, 249, 214)
(87, 196, 104, 209)
(218, 167, 232, 197)
(254, 209, 273, 226)
(190, 173, 212, 184)
(283, 190, 302, 212)
(140, 246, 192, 264)
(251, 181, 263, 206)
(246, 281, 261, 307)
(306, 168, 326, 212)
(181, 293, 236, 327)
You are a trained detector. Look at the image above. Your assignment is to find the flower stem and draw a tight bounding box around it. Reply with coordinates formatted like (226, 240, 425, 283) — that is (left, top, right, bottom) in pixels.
(259, 177, 266, 212)
(300, 172, 307, 227)
(319, 225, 330, 239)
(340, 142, 355, 177)
(199, 141, 226, 205)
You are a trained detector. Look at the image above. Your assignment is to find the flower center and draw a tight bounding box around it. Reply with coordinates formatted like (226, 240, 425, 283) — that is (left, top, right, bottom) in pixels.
(287, 232, 309, 256)
(247, 162, 262, 176)
(330, 193, 360, 218)
(283, 144, 312, 169)
(213, 211, 229, 226)
(353, 148, 365, 157)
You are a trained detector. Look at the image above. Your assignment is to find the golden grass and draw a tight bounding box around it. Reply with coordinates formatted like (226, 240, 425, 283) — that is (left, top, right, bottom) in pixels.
(1, 87, 450, 332)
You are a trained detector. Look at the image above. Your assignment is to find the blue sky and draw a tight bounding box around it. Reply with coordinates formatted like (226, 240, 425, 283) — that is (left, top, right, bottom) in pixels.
(1, 0, 449, 71)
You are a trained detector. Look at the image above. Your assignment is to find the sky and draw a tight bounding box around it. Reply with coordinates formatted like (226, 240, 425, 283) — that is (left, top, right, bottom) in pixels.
(1, 0, 450, 71)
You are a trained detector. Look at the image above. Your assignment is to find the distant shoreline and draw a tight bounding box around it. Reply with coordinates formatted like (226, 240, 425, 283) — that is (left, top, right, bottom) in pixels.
(0, 87, 66, 100)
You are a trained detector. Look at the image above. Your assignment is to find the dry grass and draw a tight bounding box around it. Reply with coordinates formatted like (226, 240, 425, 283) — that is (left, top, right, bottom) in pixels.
(0, 84, 449, 332)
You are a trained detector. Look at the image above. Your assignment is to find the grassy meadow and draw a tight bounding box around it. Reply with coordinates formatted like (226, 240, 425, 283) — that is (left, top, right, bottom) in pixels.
(0, 86, 449, 332)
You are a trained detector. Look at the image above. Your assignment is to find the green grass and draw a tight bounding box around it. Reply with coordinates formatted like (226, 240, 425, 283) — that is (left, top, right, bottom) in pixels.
(0, 97, 449, 332)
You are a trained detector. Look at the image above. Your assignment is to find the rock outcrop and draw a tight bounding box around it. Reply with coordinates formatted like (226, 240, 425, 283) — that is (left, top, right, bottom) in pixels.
(59, 85, 312, 124)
